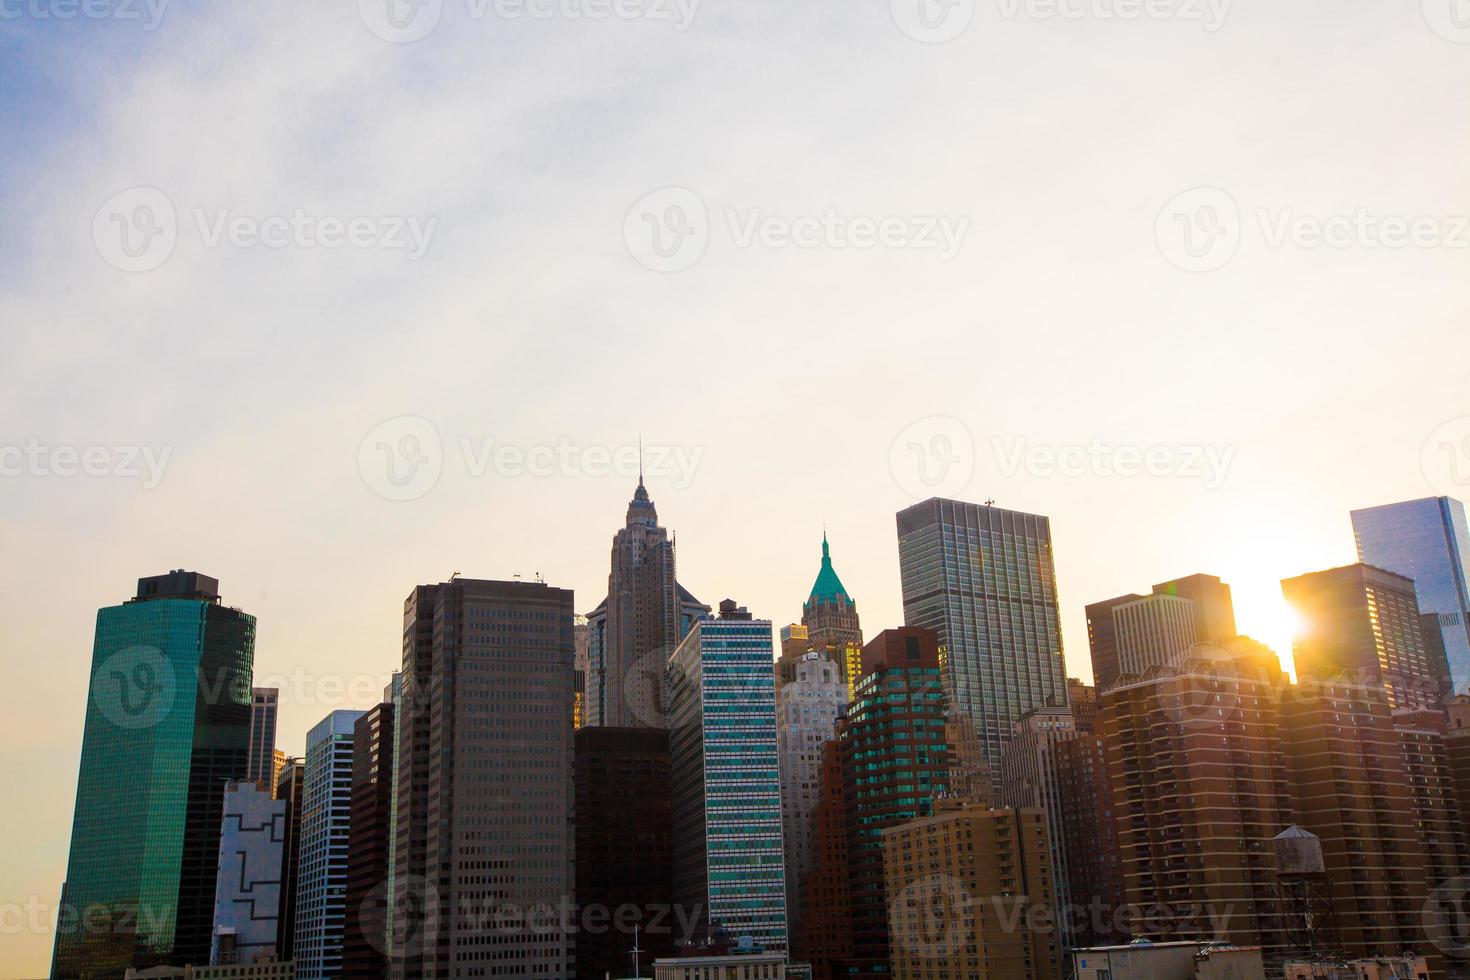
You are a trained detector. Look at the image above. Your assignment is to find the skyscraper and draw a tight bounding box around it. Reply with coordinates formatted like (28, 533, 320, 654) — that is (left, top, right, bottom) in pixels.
(295, 709, 363, 980)
(775, 649, 847, 945)
(667, 599, 787, 954)
(586, 480, 708, 728)
(210, 780, 286, 966)
(344, 682, 397, 980)
(1283, 563, 1445, 707)
(53, 570, 255, 978)
(1352, 496, 1470, 695)
(274, 757, 305, 964)
(896, 498, 1067, 794)
(801, 533, 863, 682)
(574, 726, 675, 979)
(391, 577, 576, 979)
(1087, 573, 1237, 691)
(246, 687, 279, 788)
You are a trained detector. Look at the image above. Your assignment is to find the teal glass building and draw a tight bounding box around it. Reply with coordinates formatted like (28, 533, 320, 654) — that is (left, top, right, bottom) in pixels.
(667, 600, 788, 954)
(52, 571, 255, 979)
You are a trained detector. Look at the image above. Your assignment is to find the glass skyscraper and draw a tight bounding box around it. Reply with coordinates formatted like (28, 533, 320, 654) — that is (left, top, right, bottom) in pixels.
(896, 498, 1067, 796)
(52, 571, 255, 979)
(1352, 496, 1470, 695)
(667, 600, 788, 954)
(295, 709, 364, 980)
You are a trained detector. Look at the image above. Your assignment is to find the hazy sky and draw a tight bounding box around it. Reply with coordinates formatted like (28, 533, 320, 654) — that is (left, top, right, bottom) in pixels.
(3, 0, 1468, 973)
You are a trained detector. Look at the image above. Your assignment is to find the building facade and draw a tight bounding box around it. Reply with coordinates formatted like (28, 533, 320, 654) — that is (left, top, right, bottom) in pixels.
(573, 726, 676, 980)
(210, 781, 286, 965)
(295, 710, 363, 980)
(667, 600, 788, 954)
(1353, 496, 1470, 696)
(1283, 563, 1446, 708)
(273, 758, 304, 964)
(1087, 574, 1236, 692)
(800, 533, 863, 684)
(343, 688, 397, 980)
(776, 649, 847, 946)
(882, 801, 1062, 980)
(390, 577, 576, 979)
(53, 570, 256, 978)
(247, 688, 280, 789)
(1112, 594, 1198, 680)
(897, 498, 1067, 797)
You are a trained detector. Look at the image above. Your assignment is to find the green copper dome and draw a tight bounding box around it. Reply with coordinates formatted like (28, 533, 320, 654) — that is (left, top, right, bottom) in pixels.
(807, 532, 853, 606)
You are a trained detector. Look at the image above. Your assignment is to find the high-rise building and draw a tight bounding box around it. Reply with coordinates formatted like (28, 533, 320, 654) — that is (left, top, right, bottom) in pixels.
(1283, 563, 1444, 708)
(210, 780, 286, 966)
(999, 704, 1080, 953)
(801, 533, 863, 678)
(1102, 638, 1293, 960)
(1054, 682, 1124, 949)
(585, 480, 709, 729)
(882, 800, 1062, 980)
(273, 758, 305, 964)
(1111, 594, 1197, 679)
(295, 709, 363, 980)
(391, 577, 576, 979)
(897, 498, 1067, 795)
(574, 726, 675, 979)
(1391, 706, 1466, 908)
(833, 627, 953, 979)
(574, 614, 589, 729)
(667, 599, 787, 954)
(1280, 680, 1436, 964)
(271, 749, 286, 797)
(343, 681, 397, 980)
(775, 649, 847, 945)
(1352, 496, 1470, 695)
(798, 737, 852, 978)
(1087, 574, 1237, 691)
(247, 688, 279, 788)
(53, 570, 255, 978)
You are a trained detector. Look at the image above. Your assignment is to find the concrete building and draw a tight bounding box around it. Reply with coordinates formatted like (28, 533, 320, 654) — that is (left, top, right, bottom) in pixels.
(574, 726, 676, 979)
(247, 688, 280, 789)
(653, 951, 789, 980)
(1053, 686, 1125, 949)
(54, 571, 255, 978)
(390, 577, 576, 979)
(999, 705, 1078, 952)
(797, 739, 851, 978)
(1353, 495, 1470, 695)
(1113, 593, 1199, 679)
(1283, 563, 1443, 708)
(667, 600, 788, 955)
(125, 962, 295, 979)
(585, 480, 708, 729)
(295, 710, 363, 980)
(210, 781, 286, 966)
(1087, 574, 1237, 692)
(1072, 940, 1264, 980)
(800, 533, 863, 685)
(776, 649, 847, 945)
(883, 800, 1062, 980)
(1283, 955, 1431, 979)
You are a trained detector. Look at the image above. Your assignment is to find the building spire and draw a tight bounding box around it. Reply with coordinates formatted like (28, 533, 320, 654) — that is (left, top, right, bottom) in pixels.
(638, 434, 644, 488)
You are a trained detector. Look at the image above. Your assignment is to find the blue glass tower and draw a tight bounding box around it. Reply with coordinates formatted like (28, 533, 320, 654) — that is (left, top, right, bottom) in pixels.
(667, 600, 788, 954)
(53, 571, 255, 979)
(1352, 496, 1470, 695)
